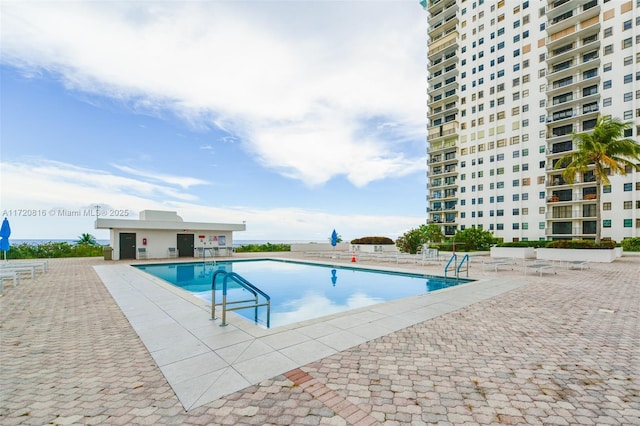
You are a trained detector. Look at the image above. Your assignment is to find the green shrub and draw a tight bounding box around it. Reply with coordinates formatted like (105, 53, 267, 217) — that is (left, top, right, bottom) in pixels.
(395, 224, 444, 254)
(430, 241, 470, 252)
(234, 243, 290, 253)
(498, 241, 548, 248)
(451, 227, 497, 251)
(621, 238, 640, 252)
(6, 242, 105, 259)
(350, 236, 395, 245)
(546, 239, 616, 249)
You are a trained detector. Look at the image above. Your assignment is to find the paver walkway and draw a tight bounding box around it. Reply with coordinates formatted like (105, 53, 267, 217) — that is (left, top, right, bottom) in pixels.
(1, 255, 639, 425)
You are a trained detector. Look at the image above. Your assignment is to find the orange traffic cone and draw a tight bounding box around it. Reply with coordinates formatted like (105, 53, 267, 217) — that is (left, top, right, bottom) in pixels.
(351, 251, 357, 262)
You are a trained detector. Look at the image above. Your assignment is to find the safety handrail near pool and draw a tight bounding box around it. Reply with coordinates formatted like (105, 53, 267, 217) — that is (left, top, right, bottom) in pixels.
(211, 270, 271, 328)
(456, 254, 470, 278)
(444, 253, 470, 279)
(444, 253, 457, 279)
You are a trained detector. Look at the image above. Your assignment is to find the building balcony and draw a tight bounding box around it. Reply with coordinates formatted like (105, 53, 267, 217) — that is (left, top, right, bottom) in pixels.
(546, 0, 572, 16)
(428, 13, 458, 37)
(547, 1, 599, 35)
(547, 53, 600, 80)
(428, 0, 458, 26)
(429, 51, 458, 71)
(546, 34, 600, 64)
(546, 70, 600, 97)
(546, 14, 600, 51)
(428, 36, 458, 58)
(427, 124, 457, 141)
(428, 137, 457, 153)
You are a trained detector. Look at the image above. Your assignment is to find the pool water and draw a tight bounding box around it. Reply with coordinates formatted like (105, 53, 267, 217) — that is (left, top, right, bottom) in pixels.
(135, 259, 471, 328)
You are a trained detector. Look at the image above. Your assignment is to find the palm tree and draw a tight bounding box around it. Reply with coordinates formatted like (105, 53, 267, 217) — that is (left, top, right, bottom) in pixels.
(76, 233, 98, 246)
(554, 116, 640, 244)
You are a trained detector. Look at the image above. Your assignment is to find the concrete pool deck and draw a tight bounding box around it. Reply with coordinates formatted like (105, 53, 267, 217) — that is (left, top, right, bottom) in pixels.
(1, 253, 639, 424)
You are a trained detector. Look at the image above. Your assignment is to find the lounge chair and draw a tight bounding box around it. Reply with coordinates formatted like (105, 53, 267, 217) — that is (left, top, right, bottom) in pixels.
(566, 260, 588, 270)
(525, 260, 556, 276)
(482, 257, 516, 272)
(3, 260, 48, 273)
(168, 247, 178, 258)
(0, 271, 19, 293)
(0, 264, 36, 279)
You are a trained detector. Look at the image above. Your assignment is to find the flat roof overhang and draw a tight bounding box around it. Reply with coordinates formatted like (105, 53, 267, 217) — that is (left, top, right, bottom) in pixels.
(95, 218, 246, 232)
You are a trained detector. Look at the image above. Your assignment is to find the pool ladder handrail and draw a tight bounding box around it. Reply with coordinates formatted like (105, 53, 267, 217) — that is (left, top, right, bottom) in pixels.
(444, 253, 470, 279)
(211, 270, 271, 328)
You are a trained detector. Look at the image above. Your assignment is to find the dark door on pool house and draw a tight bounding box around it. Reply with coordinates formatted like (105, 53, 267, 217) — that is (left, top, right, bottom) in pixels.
(177, 234, 194, 257)
(119, 233, 136, 260)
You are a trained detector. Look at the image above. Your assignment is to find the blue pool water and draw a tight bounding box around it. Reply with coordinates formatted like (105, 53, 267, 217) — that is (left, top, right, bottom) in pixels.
(135, 259, 472, 328)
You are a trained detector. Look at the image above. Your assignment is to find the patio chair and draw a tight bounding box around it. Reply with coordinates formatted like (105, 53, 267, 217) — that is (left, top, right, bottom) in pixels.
(168, 247, 178, 258)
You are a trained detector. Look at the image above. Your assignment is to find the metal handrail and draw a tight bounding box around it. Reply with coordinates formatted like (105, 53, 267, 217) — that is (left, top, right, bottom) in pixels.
(456, 254, 470, 278)
(444, 253, 457, 279)
(211, 270, 271, 327)
(444, 253, 470, 279)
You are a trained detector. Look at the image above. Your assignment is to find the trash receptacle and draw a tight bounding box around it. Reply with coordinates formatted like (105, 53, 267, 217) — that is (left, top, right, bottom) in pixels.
(103, 246, 113, 261)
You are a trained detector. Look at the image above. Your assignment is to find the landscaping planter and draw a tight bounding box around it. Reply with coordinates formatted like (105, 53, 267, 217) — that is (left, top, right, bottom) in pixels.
(536, 247, 621, 263)
(490, 246, 536, 259)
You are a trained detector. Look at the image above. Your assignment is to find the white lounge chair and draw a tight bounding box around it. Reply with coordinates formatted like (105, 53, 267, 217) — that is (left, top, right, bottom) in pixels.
(168, 247, 178, 258)
(482, 258, 516, 272)
(0, 271, 19, 293)
(566, 260, 588, 270)
(0, 264, 36, 279)
(525, 261, 556, 276)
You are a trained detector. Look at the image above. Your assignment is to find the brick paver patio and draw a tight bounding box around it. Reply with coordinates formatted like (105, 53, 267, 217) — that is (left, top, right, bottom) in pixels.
(1, 256, 638, 425)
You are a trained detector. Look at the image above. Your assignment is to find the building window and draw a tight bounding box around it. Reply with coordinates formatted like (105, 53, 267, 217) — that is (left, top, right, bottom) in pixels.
(603, 202, 612, 210)
(624, 183, 632, 191)
(603, 220, 612, 228)
(624, 201, 632, 209)
(623, 38, 633, 49)
(603, 80, 612, 89)
(624, 219, 633, 228)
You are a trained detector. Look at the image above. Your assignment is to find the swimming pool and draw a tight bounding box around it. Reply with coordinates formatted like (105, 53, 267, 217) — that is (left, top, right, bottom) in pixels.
(135, 259, 472, 328)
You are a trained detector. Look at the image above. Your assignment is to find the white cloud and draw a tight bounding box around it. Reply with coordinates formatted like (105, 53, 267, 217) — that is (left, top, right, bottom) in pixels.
(1, 1, 426, 187)
(0, 160, 423, 240)
(111, 165, 209, 189)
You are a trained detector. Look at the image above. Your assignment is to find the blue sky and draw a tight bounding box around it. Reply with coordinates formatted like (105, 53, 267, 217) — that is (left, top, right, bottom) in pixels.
(0, 1, 427, 242)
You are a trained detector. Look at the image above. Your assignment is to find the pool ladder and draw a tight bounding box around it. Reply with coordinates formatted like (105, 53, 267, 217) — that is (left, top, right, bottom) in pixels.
(444, 253, 470, 279)
(211, 270, 271, 328)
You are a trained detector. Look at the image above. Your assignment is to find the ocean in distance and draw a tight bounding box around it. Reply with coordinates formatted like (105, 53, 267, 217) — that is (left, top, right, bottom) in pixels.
(11, 239, 325, 248)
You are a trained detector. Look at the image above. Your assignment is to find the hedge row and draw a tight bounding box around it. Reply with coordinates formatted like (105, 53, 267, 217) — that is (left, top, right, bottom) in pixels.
(350, 236, 395, 245)
(4, 242, 105, 259)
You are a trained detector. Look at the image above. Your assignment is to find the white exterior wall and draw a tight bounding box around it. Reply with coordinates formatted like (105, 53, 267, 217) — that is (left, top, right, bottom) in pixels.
(108, 229, 235, 260)
(426, 0, 640, 243)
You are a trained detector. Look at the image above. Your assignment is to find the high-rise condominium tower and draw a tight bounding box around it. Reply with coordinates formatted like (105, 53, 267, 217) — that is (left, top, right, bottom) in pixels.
(425, 0, 640, 242)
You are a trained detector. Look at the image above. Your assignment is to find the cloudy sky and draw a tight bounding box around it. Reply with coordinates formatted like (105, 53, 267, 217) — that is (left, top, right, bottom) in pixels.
(0, 0, 427, 242)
